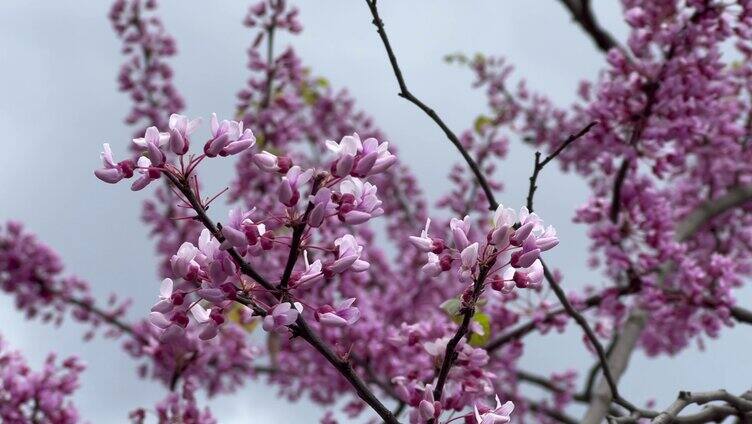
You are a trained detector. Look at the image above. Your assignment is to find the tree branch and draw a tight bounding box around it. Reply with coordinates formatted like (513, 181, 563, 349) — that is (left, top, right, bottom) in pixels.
(611, 390, 752, 423)
(365, 0, 498, 211)
(527, 121, 598, 212)
(431, 264, 493, 405)
(555, 0, 619, 53)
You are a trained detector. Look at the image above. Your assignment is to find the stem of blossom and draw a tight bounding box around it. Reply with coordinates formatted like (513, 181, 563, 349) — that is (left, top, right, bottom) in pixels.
(581, 334, 620, 401)
(516, 369, 625, 417)
(364, 0, 499, 211)
(731, 305, 752, 325)
(431, 263, 493, 408)
(485, 282, 639, 351)
(526, 121, 598, 212)
(279, 174, 325, 290)
(164, 173, 275, 291)
(555, 0, 619, 53)
(169, 351, 197, 391)
(260, 12, 279, 110)
(50, 287, 150, 346)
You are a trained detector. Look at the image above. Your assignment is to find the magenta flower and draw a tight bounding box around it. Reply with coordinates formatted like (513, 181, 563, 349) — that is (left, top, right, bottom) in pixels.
(168, 113, 201, 155)
(190, 303, 224, 341)
(325, 234, 369, 275)
(314, 298, 360, 327)
(262, 302, 302, 333)
(94, 143, 135, 184)
(459, 242, 479, 282)
(417, 384, 441, 421)
(205, 113, 255, 157)
(325, 132, 396, 177)
(473, 396, 514, 424)
(278, 166, 314, 207)
(409, 218, 445, 253)
(130, 156, 160, 191)
(133, 126, 169, 165)
(170, 242, 199, 279)
(293, 251, 324, 287)
(308, 187, 334, 227)
(450, 215, 471, 250)
(252, 150, 293, 173)
(335, 177, 384, 224)
(151, 278, 179, 314)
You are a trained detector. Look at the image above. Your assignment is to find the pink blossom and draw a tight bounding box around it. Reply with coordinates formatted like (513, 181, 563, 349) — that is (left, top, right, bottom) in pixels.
(473, 396, 514, 424)
(262, 302, 302, 333)
(314, 298, 360, 327)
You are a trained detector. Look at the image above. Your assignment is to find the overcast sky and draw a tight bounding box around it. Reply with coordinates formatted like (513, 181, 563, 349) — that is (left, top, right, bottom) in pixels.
(1, 1, 750, 423)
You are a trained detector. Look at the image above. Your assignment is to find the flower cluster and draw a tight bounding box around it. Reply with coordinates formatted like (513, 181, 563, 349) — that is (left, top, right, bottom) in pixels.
(0, 222, 131, 340)
(0, 337, 84, 424)
(412, 205, 557, 292)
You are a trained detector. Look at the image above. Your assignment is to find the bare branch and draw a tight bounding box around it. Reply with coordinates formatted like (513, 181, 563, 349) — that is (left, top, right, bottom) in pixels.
(555, 0, 619, 53)
(527, 121, 598, 212)
(364, 0, 498, 211)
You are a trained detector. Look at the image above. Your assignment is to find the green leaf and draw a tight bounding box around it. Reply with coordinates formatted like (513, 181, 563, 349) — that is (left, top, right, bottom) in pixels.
(440, 298, 462, 317)
(468, 312, 491, 347)
(227, 304, 258, 333)
(474, 115, 492, 133)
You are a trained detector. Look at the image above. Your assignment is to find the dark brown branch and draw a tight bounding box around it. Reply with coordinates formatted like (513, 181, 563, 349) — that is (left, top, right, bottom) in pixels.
(539, 261, 641, 414)
(485, 283, 638, 352)
(516, 369, 624, 417)
(526, 121, 598, 212)
(293, 318, 399, 423)
(731, 305, 752, 325)
(365, 0, 498, 211)
(279, 175, 324, 289)
(556, 0, 619, 53)
(431, 264, 494, 407)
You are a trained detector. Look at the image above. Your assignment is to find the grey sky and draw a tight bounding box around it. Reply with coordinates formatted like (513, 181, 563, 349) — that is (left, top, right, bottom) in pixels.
(1, 1, 750, 422)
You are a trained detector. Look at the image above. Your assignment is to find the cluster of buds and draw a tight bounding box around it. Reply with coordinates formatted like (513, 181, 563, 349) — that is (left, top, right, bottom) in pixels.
(97, 126, 397, 343)
(411, 204, 558, 292)
(95, 113, 256, 190)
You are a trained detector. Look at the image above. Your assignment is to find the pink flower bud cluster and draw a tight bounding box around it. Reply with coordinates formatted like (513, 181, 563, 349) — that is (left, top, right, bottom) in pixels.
(412, 205, 557, 292)
(109, 0, 184, 131)
(0, 222, 131, 340)
(0, 337, 84, 424)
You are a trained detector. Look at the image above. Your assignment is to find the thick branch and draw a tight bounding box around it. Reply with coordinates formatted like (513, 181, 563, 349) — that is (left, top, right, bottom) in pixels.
(612, 390, 752, 423)
(555, 0, 619, 53)
(365, 0, 498, 211)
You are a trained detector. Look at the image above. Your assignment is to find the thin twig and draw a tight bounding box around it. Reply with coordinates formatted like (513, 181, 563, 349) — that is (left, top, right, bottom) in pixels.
(365, 0, 498, 211)
(526, 121, 598, 212)
(431, 263, 494, 408)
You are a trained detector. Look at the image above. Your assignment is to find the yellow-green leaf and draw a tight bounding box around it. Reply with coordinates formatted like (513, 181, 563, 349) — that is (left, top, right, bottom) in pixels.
(468, 312, 491, 347)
